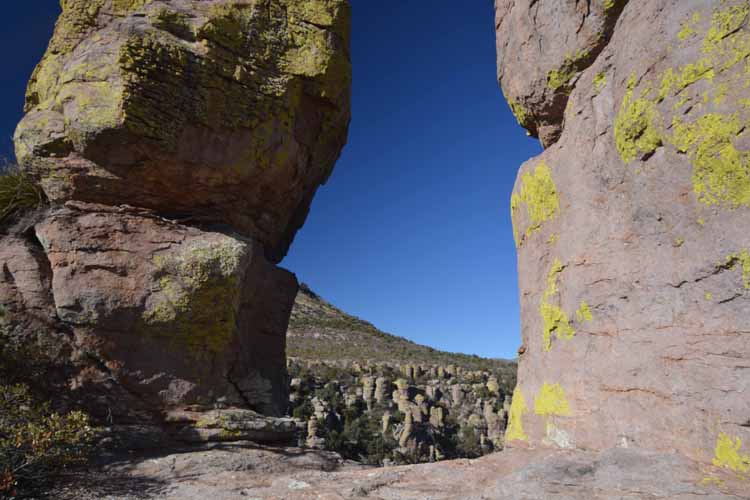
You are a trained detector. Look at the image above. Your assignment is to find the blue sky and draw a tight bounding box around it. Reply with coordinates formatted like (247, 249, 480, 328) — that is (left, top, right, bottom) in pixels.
(0, 1, 542, 360)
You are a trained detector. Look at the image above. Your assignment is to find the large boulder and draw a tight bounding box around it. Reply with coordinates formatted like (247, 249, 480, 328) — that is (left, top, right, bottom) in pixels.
(4, 0, 351, 430)
(14, 0, 351, 262)
(500, 0, 750, 481)
(495, 0, 626, 146)
(2, 203, 296, 418)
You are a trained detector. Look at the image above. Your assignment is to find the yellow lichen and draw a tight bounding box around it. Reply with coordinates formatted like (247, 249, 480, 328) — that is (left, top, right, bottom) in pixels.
(111, 0, 150, 14)
(547, 49, 590, 91)
(614, 2, 750, 213)
(614, 75, 662, 164)
(575, 301, 593, 323)
(705, 291, 713, 301)
(534, 382, 571, 417)
(678, 12, 702, 41)
(541, 259, 574, 351)
(511, 161, 560, 246)
(505, 387, 529, 442)
(142, 239, 248, 358)
(724, 249, 750, 290)
(508, 99, 531, 128)
(703, 4, 749, 56)
(672, 113, 750, 208)
(593, 72, 607, 93)
(713, 432, 750, 476)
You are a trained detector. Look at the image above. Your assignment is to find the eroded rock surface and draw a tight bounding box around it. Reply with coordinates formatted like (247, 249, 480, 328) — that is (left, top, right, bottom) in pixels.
(495, 0, 626, 146)
(3, 0, 351, 430)
(2, 203, 295, 418)
(48, 446, 749, 499)
(15, 0, 351, 262)
(502, 0, 750, 490)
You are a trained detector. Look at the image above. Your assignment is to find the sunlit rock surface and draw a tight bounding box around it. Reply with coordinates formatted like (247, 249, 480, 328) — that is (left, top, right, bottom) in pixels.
(503, 0, 750, 492)
(3, 0, 351, 425)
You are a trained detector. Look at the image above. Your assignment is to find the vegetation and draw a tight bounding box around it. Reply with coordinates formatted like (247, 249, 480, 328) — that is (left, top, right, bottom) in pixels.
(288, 284, 517, 390)
(0, 163, 45, 226)
(0, 336, 93, 497)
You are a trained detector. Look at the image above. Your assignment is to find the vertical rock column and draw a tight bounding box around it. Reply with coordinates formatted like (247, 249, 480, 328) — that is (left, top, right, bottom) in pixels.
(497, 0, 750, 475)
(4, 0, 351, 422)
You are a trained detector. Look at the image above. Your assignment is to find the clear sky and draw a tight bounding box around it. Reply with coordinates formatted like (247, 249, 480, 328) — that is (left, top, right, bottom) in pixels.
(0, 1, 542, 360)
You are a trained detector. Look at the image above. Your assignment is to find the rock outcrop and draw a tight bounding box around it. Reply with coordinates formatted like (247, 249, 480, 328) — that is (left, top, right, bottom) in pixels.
(500, 0, 750, 485)
(14, 0, 351, 262)
(3, 0, 351, 429)
(288, 358, 512, 464)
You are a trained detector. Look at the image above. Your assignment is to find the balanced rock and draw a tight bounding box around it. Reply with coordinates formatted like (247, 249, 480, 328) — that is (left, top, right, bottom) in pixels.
(500, 0, 750, 479)
(15, 0, 351, 262)
(3, 203, 295, 417)
(3, 0, 352, 430)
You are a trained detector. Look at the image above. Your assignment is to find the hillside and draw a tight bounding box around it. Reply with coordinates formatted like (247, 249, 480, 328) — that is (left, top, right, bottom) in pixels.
(287, 283, 517, 377)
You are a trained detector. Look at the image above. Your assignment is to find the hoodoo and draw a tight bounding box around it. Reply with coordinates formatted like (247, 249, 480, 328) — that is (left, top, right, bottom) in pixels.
(4, 0, 351, 426)
(499, 0, 750, 472)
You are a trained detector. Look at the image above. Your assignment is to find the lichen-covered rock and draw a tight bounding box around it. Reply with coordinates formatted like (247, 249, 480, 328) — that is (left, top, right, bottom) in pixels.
(3, 202, 296, 418)
(14, 0, 351, 262)
(502, 0, 750, 485)
(166, 408, 297, 444)
(495, 0, 627, 146)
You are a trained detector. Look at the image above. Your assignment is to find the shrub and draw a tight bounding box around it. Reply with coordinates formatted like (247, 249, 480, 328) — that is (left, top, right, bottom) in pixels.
(0, 164, 45, 225)
(0, 335, 93, 496)
(0, 384, 93, 497)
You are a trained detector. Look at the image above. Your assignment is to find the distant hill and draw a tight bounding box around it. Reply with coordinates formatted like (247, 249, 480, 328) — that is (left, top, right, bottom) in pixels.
(287, 283, 517, 378)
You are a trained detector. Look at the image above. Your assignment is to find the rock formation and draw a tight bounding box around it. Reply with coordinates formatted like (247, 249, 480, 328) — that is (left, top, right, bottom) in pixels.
(499, 0, 750, 481)
(2, 0, 351, 430)
(287, 358, 511, 464)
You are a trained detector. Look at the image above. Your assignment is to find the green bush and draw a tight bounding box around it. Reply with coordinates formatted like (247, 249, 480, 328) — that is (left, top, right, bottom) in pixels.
(0, 164, 45, 225)
(0, 335, 93, 496)
(0, 384, 93, 497)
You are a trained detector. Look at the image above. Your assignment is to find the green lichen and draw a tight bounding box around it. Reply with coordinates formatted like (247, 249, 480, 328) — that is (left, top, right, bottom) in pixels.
(575, 302, 593, 323)
(593, 72, 607, 93)
(505, 387, 528, 442)
(541, 259, 574, 351)
(141, 239, 248, 358)
(614, 75, 662, 164)
(705, 291, 713, 300)
(111, 0, 151, 14)
(547, 49, 590, 91)
(148, 7, 194, 40)
(713, 432, 750, 476)
(601, 0, 616, 11)
(672, 113, 750, 208)
(534, 382, 571, 417)
(511, 161, 560, 246)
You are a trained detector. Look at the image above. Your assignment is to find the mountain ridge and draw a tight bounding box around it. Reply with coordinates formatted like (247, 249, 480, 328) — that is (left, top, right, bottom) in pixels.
(287, 283, 516, 378)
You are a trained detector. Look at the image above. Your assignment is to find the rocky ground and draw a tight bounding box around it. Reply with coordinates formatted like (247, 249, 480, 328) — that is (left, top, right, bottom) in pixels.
(44, 445, 748, 499)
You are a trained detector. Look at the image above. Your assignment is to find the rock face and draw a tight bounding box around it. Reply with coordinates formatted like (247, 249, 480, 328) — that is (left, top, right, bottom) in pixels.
(3, 0, 351, 426)
(14, 0, 351, 263)
(495, 0, 626, 146)
(499, 0, 750, 482)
